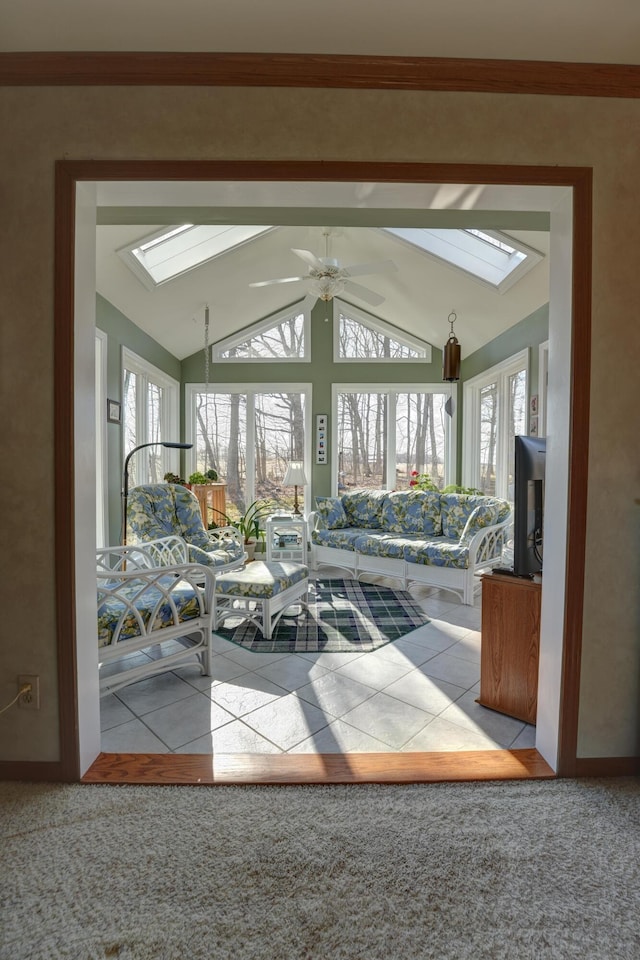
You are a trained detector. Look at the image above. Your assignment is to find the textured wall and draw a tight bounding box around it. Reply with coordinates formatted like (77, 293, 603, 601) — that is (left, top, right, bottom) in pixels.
(0, 86, 638, 762)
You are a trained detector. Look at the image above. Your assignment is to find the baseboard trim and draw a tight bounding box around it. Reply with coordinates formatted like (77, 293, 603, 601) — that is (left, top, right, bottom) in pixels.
(573, 756, 640, 778)
(82, 748, 555, 785)
(0, 760, 69, 782)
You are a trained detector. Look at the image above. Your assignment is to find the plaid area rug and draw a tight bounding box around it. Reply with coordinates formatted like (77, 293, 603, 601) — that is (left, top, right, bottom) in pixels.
(215, 577, 431, 653)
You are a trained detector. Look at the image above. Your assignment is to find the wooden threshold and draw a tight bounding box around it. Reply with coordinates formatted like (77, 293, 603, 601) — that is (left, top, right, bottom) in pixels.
(82, 748, 554, 785)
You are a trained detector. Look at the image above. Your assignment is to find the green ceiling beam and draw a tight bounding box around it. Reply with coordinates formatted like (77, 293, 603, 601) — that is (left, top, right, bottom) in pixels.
(96, 206, 550, 230)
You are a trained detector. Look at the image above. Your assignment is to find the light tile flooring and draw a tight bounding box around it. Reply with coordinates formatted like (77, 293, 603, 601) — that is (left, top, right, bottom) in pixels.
(100, 567, 536, 756)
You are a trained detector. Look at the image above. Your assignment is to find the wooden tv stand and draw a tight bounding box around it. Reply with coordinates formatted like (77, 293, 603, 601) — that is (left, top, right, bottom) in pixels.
(478, 572, 541, 725)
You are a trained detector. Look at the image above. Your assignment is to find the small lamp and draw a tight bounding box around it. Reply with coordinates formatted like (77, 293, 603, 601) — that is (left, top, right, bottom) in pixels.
(282, 461, 308, 516)
(442, 311, 461, 382)
(122, 441, 193, 545)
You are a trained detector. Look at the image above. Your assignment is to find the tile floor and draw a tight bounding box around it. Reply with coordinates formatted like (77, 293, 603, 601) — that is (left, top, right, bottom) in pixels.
(100, 567, 536, 755)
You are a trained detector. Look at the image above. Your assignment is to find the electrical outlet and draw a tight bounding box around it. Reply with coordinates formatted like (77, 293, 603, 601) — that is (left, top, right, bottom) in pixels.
(18, 675, 40, 710)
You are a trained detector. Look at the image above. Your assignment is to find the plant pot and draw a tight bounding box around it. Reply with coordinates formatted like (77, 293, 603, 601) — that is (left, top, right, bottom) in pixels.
(244, 539, 257, 562)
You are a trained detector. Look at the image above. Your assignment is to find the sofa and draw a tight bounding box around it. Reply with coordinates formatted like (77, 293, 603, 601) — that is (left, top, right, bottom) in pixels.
(309, 488, 511, 605)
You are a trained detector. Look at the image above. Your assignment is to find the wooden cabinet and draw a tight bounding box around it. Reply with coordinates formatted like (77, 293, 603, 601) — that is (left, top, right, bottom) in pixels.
(190, 483, 226, 528)
(478, 572, 541, 725)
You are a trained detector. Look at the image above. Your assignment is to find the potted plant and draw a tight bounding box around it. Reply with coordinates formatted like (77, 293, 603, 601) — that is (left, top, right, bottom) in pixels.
(188, 468, 219, 486)
(210, 500, 271, 561)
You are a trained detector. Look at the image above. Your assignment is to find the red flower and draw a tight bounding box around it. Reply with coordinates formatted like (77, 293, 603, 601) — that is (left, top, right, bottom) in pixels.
(411, 470, 418, 476)
(409, 479, 417, 486)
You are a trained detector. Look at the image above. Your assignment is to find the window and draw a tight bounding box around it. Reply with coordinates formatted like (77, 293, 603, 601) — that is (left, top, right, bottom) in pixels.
(186, 382, 311, 518)
(382, 227, 543, 293)
(212, 304, 310, 361)
(334, 383, 456, 493)
(118, 224, 273, 289)
(463, 350, 528, 499)
(122, 349, 180, 487)
(333, 299, 431, 361)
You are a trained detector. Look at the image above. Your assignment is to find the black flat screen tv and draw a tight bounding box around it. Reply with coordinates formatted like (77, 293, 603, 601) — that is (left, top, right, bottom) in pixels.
(513, 435, 546, 577)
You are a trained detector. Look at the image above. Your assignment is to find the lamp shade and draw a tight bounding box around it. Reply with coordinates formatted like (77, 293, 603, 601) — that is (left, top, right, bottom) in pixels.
(283, 461, 308, 487)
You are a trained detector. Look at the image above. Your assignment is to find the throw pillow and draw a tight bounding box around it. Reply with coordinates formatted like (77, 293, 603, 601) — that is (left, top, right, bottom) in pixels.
(315, 496, 350, 529)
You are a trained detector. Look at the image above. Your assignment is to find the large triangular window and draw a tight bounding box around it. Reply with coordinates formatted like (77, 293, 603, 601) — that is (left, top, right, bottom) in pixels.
(334, 300, 432, 362)
(213, 303, 310, 361)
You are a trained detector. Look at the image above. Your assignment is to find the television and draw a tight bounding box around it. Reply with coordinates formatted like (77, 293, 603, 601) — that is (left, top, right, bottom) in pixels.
(512, 435, 546, 577)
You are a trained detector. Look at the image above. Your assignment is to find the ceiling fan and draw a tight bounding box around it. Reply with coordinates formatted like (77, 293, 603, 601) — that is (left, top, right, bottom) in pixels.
(249, 229, 398, 308)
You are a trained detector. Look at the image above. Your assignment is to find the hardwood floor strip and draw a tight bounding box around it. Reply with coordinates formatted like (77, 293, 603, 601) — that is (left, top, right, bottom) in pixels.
(82, 749, 555, 785)
(1, 53, 640, 98)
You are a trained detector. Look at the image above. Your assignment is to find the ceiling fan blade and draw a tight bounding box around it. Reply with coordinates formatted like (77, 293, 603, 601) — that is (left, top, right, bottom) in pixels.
(343, 280, 385, 307)
(249, 276, 307, 288)
(342, 259, 398, 279)
(292, 248, 326, 271)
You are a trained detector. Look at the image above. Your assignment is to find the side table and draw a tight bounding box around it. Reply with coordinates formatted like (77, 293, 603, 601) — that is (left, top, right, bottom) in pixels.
(265, 515, 307, 565)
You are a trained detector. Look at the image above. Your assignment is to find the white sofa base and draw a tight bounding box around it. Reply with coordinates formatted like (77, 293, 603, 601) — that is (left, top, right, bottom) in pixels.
(310, 523, 507, 605)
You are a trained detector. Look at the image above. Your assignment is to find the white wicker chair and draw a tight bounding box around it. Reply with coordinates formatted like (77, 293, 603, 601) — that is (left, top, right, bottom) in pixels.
(96, 536, 216, 697)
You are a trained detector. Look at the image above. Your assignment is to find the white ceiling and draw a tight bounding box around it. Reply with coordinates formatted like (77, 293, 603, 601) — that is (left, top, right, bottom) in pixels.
(3, 0, 640, 63)
(95, 180, 555, 360)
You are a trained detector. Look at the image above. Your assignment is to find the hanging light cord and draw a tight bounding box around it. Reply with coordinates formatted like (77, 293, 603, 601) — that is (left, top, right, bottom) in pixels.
(203, 304, 210, 471)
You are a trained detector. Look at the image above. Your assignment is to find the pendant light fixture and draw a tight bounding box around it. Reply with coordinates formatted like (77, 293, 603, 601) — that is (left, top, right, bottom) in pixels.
(442, 311, 461, 382)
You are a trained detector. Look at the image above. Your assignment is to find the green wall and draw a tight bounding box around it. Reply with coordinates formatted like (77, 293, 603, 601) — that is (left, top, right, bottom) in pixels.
(96, 294, 182, 544)
(180, 300, 444, 500)
(455, 303, 549, 482)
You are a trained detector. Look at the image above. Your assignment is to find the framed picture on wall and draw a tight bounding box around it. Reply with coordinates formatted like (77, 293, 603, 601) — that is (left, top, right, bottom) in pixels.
(107, 399, 122, 424)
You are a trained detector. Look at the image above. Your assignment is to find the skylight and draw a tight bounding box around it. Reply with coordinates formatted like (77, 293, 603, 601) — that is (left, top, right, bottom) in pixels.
(118, 224, 273, 289)
(382, 227, 543, 293)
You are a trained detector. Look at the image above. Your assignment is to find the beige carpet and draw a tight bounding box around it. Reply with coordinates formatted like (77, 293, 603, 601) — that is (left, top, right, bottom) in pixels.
(1, 777, 639, 959)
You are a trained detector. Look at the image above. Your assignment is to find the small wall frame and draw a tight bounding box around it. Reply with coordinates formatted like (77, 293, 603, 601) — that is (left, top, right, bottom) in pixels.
(315, 413, 328, 464)
(107, 399, 122, 424)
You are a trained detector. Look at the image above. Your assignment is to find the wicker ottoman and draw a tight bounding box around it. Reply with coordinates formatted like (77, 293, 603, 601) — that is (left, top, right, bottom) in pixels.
(213, 560, 309, 639)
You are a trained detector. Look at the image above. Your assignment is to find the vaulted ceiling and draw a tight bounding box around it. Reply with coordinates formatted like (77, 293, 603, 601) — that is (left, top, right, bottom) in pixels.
(95, 181, 554, 360)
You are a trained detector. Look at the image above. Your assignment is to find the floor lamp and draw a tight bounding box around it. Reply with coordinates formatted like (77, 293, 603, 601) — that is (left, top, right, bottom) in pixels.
(121, 441, 193, 545)
(283, 461, 308, 516)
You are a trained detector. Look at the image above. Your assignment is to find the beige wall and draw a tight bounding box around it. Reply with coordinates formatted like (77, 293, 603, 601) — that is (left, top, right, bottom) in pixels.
(1, 86, 639, 763)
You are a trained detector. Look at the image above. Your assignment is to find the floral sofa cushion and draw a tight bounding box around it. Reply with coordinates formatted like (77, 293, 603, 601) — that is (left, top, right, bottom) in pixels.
(97, 576, 201, 648)
(315, 496, 350, 530)
(128, 484, 244, 568)
(311, 527, 377, 551)
(403, 538, 470, 569)
(215, 561, 309, 599)
(440, 494, 510, 540)
(380, 490, 443, 537)
(341, 489, 388, 528)
(458, 501, 509, 546)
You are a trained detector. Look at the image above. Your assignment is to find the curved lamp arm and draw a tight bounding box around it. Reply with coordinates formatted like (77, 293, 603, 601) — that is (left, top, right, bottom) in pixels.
(121, 441, 192, 545)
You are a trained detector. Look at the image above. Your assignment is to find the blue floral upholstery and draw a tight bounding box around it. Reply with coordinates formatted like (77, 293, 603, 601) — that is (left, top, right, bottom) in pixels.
(311, 527, 370, 551)
(215, 561, 309, 599)
(380, 490, 443, 536)
(341, 489, 388, 528)
(440, 494, 510, 539)
(127, 484, 244, 568)
(403, 538, 469, 569)
(458, 501, 508, 546)
(311, 489, 510, 573)
(97, 577, 201, 648)
(314, 496, 350, 530)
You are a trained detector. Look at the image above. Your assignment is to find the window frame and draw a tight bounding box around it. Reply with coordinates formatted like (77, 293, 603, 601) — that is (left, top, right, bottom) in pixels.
(185, 381, 313, 513)
(462, 349, 529, 499)
(331, 381, 457, 495)
(121, 347, 180, 485)
(332, 298, 432, 362)
(211, 302, 312, 362)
